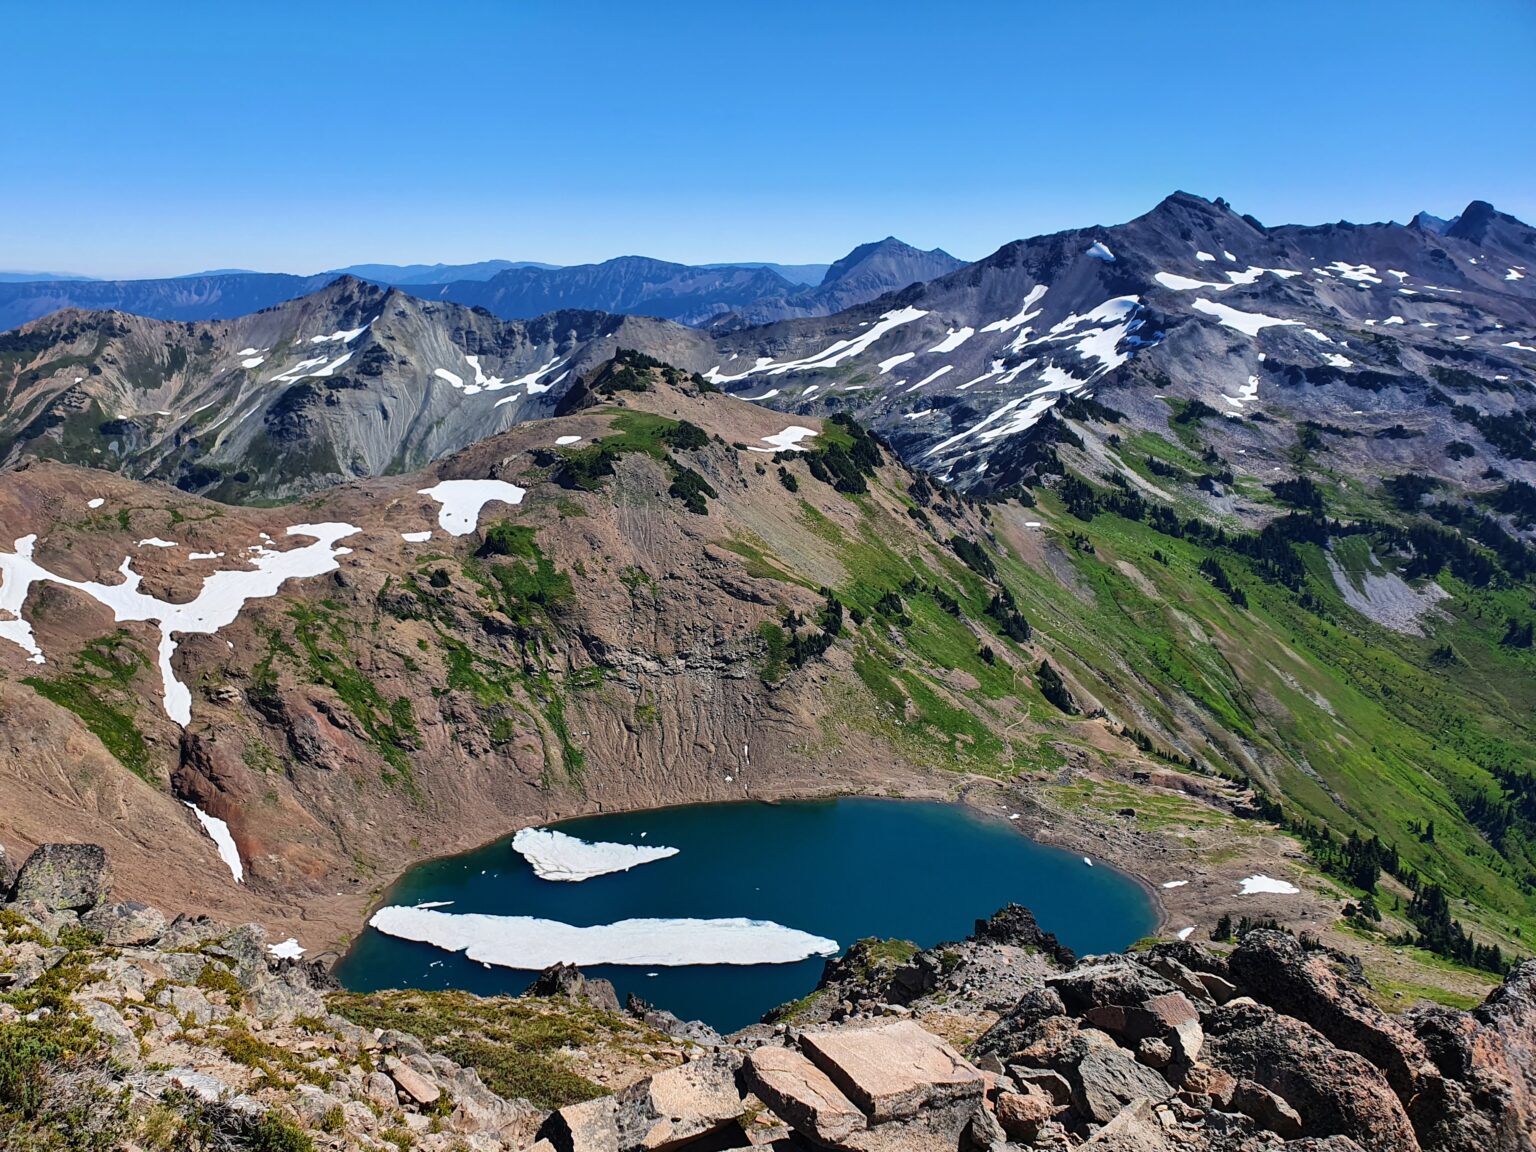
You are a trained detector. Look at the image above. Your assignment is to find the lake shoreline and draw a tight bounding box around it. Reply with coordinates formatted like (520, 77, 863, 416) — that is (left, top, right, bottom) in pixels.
(325, 767, 1181, 967)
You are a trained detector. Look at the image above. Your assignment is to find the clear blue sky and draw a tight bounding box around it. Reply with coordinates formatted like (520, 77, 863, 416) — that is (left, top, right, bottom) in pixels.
(3, 0, 1532, 278)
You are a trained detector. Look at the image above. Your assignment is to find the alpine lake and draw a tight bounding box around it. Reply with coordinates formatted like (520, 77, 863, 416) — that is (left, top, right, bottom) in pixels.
(335, 797, 1157, 1032)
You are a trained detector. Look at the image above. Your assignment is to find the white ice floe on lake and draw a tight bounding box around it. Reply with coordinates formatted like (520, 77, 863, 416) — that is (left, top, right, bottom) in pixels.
(87, 498, 104, 509)
(0, 523, 360, 724)
(1162, 880, 1188, 889)
(1083, 856, 1094, 867)
(268, 938, 305, 959)
(369, 906, 838, 968)
(137, 538, 177, 548)
(185, 802, 243, 883)
(418, 479, 526, 536)
(1086, 241, 1115, 262)
(414, 901, 454, 910)
(555, 435, 582, 446)
(1238, 875, 1299, 895)
(512, 827, 679, 882)
(1192, 299, 1301, 337)
(401, 531, 432, 543)
(928, 327, 974, 354)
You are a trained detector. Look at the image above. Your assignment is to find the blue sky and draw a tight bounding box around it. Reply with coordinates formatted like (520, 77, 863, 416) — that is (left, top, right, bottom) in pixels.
(3, 0, 1532, 278)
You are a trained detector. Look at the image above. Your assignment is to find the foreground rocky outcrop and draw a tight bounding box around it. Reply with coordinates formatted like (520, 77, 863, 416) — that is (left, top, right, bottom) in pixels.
(3, 846, 1533, 1151)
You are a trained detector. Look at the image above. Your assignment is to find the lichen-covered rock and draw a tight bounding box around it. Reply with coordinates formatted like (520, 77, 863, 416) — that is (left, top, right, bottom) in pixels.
(10, 843, 111, 911)
(81, 900, 167, 946)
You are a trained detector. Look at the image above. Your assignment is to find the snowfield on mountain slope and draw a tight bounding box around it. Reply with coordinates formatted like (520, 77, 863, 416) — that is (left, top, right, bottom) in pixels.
(418, 479, 527, 535)
(0, 524, 360, 725)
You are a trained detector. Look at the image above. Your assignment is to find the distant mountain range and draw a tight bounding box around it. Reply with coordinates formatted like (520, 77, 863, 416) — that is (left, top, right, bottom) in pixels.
(0, 240, 954, 333)
(5, 192, 1533, 506)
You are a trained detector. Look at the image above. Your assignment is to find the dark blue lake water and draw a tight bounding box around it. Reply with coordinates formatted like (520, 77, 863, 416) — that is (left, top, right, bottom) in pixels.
(334, 798, 1156, 1031)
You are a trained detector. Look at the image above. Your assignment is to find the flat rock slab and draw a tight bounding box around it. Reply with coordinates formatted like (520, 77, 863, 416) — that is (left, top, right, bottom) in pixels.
(385, 1055, 441, 1107)
(800, 1020, 984, 1123)
(746, 1044, 867, 1143)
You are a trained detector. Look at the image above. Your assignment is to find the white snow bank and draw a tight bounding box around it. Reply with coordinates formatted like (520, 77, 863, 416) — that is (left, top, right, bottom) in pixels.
(878, 352, 915, 374)
(1192, 299, 1301, 337)
(1176, 927, 1195, 941)
(87, 498, 105, 509)
(369, 906, 838, 968)
(185, 802, 243, 883)
(981, 285, 1049, 335)
(1086, 241, 1115, 262)
(703, 307, 928, 384)
(1196, 251, 1216, 262)
(401, 531, 432, 543)
(758, 425, 817, 452)
(418, 479, 526, 536)
(137, 538, 177, 549)
(512, 827, 679, 882)
(310, 322, 370, 344)
(1238, 875, 1299, 895)
(1155, 272, 1231, 292)
(928, 327, 974, 354)
(0, 524, 360, 725)
(268, 938, 305, 959)
(1162, 880, 1188, 889)
(555, 435, 582, 446)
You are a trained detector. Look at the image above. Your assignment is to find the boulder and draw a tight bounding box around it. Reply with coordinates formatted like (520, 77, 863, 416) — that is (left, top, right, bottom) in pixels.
(1047, 959, 1183, 1018)
(541, 1052, 745, 1152)
(81, 901, 167, 946)
(1203, 1001, 1419, 1152)
(971, 904, 1077, 967)
(1229, 930, 1434, 1101)
(1082, 1097, 1177, 1149)
(10, 843, 111, 911)
(385, 1055, 441, 1107)
(971, 985, 1068, 1062)
(745, 1044, 867, 1144)
(799, 1020, 985, 1123)
(1067, 1043, 1175, 1124)
(526, 962, 622, 1013)
(1009, 1067, 1072, 1106)
(0, 842, 17, 897)
(995, 1090, 1056, 1142)
(1231, 1078, 1304, 1137)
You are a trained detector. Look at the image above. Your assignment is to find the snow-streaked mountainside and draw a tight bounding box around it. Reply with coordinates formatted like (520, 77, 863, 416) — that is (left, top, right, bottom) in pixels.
(5, 193, 1535, 507)
(0, 239, 953, 333)
(0, 279, 712, 500)
(704, 192, 1536, 494)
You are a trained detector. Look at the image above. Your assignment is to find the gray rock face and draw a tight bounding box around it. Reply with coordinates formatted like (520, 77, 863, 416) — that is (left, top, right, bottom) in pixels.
(10, 843, 111, 911)
(541, 1052, 745, 1152)
(0, 842, 17, 896)
(1067, 1043, 1175, 1124)
(525, 962, 621, 1013)
(81, 901, 167, 946)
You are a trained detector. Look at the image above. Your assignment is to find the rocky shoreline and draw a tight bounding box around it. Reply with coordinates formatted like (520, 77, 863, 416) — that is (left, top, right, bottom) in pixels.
(4, 841, 1533, 1151)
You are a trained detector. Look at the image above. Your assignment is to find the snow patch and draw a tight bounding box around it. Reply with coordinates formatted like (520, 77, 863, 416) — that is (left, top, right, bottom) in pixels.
(1086, 241, 1114, 262)
(512, 828, 679, 882)
(137, 538, 177, 549)
(555, 435, 582, 446)
(1162, 880, 1188, 889)
(878, 352, 916, 374)
(418, 480, 527, 537)
(185, 802, 243, 883)
(758, 425, 817, 452)
(1192, 298, 1301, 337)
(928, 327, 974, 354)
(1238, 875, 1299, 895)
(1196, 251, 1216, 262)
(401, 531, 432, 543)
(87, 498, 105, 509)
(268, 939, 305, 960)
